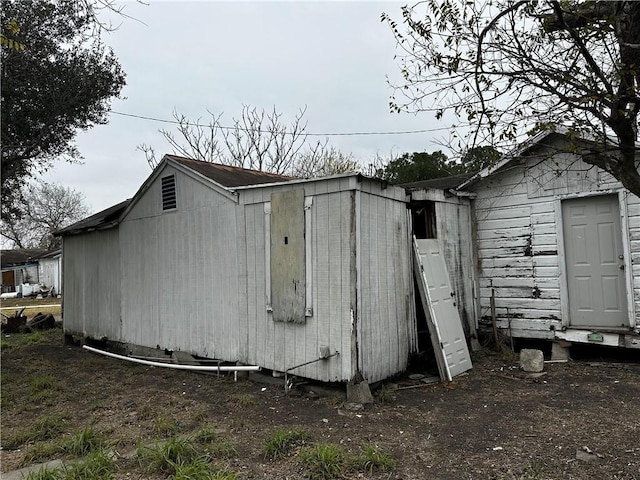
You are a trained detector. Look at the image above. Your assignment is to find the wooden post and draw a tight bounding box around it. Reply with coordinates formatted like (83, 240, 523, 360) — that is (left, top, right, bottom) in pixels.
(491, 289, 498, 349)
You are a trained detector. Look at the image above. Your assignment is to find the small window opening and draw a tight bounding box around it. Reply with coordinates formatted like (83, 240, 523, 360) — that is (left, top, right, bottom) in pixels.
(161, 175, 177, 210)
(284, 236, 288, 245)
(412, 201, 437, 239)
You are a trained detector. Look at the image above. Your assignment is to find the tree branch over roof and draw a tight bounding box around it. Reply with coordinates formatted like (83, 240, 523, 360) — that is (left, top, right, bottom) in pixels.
(382, 0, 640, 196)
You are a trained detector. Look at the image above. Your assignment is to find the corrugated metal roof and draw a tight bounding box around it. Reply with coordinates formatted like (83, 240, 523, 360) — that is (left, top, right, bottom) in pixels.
(400, 173, 475, 191)
(167, 155, 295, 187)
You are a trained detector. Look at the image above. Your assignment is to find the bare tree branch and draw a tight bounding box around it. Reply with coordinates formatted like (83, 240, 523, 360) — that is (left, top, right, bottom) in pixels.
(382, 0, 640, 196)
(140, 105, 356, 178)
(1, 182, 91, 249)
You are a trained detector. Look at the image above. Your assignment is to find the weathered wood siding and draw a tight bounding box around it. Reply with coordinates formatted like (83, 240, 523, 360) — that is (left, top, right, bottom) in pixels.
(436, 199, 476, 334)
(241, 177, 358, 382)
(39, 257, 62, 294)
(471, 139, 639, 337)
(65, 169, 416, 383)
(62, 228, 121, 340)
(239, 176, 412, 383)
(628, 191, 640, 322)
(357, 182, 414, 383)
(119, 164, 243, 360)
(410, 189, 476, 335)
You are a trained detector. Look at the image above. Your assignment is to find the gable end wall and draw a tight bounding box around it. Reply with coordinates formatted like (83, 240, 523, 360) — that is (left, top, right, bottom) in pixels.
(472, 148, 639, 338)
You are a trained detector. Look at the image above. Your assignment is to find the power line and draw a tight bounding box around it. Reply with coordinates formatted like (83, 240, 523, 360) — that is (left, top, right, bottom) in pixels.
(110, 110, 457, 137)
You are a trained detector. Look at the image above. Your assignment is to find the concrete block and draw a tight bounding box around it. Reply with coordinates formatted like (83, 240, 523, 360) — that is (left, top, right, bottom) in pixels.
(346, 380, 374, 404)
(551, 341, 571, 361)
(520, 349, 544, 373)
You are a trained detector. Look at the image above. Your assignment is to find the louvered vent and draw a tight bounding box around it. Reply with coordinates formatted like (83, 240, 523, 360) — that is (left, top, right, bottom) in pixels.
(161, 175, 177, 210)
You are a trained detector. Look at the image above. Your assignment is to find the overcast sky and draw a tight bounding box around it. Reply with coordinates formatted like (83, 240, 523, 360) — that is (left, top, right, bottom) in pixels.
(43, 1, 452, 214)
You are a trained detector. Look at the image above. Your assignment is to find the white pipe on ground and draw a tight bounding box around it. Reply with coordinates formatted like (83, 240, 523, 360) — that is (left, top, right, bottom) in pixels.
(82, 345, 261, 372)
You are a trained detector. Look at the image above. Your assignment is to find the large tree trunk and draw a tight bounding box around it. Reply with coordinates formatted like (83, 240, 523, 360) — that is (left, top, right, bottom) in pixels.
(546, 1, 640, 198)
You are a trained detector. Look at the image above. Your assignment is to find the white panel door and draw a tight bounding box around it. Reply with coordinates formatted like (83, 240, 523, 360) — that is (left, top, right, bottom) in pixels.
(562, 195, 628, 328)
(414, 238, 472, 380)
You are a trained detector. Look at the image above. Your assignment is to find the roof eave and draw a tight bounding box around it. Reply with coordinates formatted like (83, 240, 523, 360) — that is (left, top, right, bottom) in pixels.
(231, 172, 376, 191)
(457, 129, 560, 191)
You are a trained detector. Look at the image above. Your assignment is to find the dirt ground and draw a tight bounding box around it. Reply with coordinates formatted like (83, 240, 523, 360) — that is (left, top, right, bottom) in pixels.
(1, 326, 639, 479)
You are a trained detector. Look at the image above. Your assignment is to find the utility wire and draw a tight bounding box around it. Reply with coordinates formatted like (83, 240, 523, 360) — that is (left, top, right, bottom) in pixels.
(110, 110, 460, 137)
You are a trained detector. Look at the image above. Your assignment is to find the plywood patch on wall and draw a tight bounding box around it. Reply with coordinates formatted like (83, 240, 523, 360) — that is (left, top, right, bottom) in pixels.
(271, 189, 306, 323)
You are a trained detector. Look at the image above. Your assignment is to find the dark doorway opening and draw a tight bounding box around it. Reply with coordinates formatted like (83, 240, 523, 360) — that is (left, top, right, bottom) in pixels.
(407, 201, 439, 375)
(411, 201, 436, 239)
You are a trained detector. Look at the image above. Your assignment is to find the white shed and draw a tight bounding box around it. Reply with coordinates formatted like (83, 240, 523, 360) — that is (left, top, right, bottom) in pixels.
(38, 249, 62, 295)
(460, 131, 640, 349)
(59, 155, 418, 383)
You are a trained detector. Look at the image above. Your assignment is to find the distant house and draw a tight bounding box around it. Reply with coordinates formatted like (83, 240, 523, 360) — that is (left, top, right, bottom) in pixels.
(1, 249, 47, 294)
(458, 131, 639, 349)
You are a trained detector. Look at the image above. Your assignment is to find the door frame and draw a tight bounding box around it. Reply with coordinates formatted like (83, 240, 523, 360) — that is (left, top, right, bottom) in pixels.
(556, 189, 635, 330)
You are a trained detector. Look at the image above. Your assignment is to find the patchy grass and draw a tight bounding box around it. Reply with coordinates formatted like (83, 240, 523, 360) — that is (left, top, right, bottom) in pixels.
(3, 327, 640, 479)
(228, 392, 256, 407)
(24, 466, 63, 480)
(191, 425, 237, 458)
(173, 457, 239, 480)
(62, 427, 105, 457)
(1, 297, 61, 308)
(1, 330, 51, 350)
(61, 449, 115, 480)
(6, 414, 67, 448)
(151, 415, 182, 437)
(375, 383, 394, 404)
(192, 425, 221, 445)
(263, 428, 311, 460)
(297, 442, 396, 479)
(21, 441, 65, 466)
(29, 374, 57, 392)
(298, 443, 347, 480)
(351, 444, 396, 474)
(1, 297, 61, 318)
(205, 438, 237, 459)
(136, 437, 200, 475)
(516, 461, 548, 480)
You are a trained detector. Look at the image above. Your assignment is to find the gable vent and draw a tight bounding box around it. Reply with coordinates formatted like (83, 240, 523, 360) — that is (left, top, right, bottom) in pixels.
(161, 175, 177, 210)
